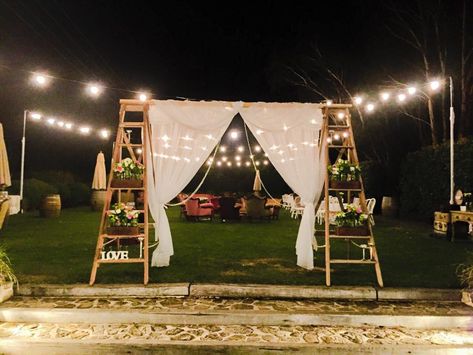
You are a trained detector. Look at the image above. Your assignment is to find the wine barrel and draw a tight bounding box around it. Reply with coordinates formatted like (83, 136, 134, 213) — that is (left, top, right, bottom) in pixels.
(39, 194, 61, 218)
(381, 196, 398, 217)
(90, 190, 107, 211)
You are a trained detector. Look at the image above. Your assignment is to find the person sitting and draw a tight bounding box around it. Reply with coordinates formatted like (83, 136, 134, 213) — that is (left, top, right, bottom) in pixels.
(219, 192, 240, 222)
(245, 193, 271, 221)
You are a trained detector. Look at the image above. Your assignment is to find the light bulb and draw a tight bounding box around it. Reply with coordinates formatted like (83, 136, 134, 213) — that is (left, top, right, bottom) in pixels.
(100, 129, 109, 138)
(337, 112, 345, 119)
(227, 161, 232, 167)
(235, 155, 241, 161)
(326, 99, 333, 106)
(65, 123, 73, 130)
(87, 83, 102, 97)
(47, 118, 56, 125)
(429, 80, 440, 91)
(263, 160, 269, 165)
(380, 92, 390, 101)
(221, 156, 228, 162)
(230, 131, 239, 140)
(219, 146, 226, 152)
(354, 96, 363, 105)
(366, 103, 375, 112)
(32, 73, 49, 87)
(57, 121, 65, 127)
(245, 161, 251, 167)
(255, 161, 260, 166)
(254, 145, 261, 152)
(79, 126, 91, 134)
(237, 146, 244, 152)
(407, 86, 417, 95)
(136, 148, 143, 154)
(138, 93, 147, 101)
(397, 93, 407, 102)
(30, 113, 42, 120)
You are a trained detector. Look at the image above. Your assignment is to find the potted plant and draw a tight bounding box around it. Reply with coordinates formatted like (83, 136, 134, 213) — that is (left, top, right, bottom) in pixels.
(106, 203, 141, 235)
(328, 159, 361, 189)
(111, 158, 144, 188)
(334, 204, 370, 236)
(0, 247, 18, 303)
(457, 262, 473, 307)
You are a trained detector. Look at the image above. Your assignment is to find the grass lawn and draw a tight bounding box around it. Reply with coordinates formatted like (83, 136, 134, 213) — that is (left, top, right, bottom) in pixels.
(1, 206, 472, 288)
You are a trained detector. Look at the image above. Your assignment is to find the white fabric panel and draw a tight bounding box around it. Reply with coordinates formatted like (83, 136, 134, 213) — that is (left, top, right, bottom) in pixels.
(240, 102, 325, 270)
(147, 100, 240, 267)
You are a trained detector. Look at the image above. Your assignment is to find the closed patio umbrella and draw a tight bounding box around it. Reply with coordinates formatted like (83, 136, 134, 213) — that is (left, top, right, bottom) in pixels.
(0, 124, 11, 188)
(91, 151, 107, 190)
(253, 169, 262, 192)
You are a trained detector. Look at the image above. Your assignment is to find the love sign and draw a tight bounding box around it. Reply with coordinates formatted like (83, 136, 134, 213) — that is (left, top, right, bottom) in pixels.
(101, 250, 129, 260)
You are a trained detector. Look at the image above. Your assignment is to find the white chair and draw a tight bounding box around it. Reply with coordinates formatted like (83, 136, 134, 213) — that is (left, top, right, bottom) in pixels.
(290, 196, 305, 219)
(285, 194, 295, 211)
(366, 198, 376, 226)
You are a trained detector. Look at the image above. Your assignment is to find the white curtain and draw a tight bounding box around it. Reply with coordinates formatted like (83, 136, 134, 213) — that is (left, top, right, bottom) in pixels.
(147, 100, 239, 267)
(240, 102, 325, 270)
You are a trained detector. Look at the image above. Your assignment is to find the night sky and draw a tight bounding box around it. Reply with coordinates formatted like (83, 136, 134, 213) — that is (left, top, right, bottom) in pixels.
(0, 0, 425, 185)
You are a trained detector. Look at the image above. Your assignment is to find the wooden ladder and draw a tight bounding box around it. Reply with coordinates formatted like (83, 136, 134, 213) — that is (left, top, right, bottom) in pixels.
(89, 99, 151, 285)
(319, 104, 383, 287)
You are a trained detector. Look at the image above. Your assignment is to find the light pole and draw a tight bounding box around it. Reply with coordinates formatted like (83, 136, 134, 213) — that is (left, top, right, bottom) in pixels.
(449, 76, 455, 205)
(19, 109, 28, 213)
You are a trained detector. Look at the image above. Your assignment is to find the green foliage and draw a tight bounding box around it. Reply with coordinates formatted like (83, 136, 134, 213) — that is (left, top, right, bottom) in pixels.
(0, 246, 18, 286)
(69, 182, 90, 207)
(23, 178, 58, 210)
(113, 158, 144, 180)
(328, 159, 361, 182)
(400, 139, 473, 220)
(335, 204, 368, 227)
(107, 203, 140, 227)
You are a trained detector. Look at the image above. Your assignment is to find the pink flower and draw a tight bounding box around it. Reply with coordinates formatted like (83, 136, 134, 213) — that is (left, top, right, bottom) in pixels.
(356, 207, 362, 214)
(116, 165, 123, 172)
(127, 214, 134, 220)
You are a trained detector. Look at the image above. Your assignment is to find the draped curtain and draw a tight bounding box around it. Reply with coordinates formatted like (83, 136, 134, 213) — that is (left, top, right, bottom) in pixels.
(146, 100, 324, 270)
(146, 100, 239, 266)
(240, 102, 325, 270)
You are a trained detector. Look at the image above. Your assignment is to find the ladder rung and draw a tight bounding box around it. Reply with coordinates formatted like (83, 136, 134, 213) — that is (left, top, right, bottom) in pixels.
(329, 145, 354, 149)
(101, 234, 145, 239)
(119, 123, 145, 128)
(329, 235, 372, 239)
(328, 188, 362, 192)
(330, 259, 376, 264)
(328, 125, 350, 130)
(98, 258, 145, 264)
(118, 143, 144, 147)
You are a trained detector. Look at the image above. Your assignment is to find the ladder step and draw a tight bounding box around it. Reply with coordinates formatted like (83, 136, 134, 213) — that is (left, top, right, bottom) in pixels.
(328, 188, 362, 192)
(328, 145, 354, 149)
(329, 235, 372, 239)
(119, 123, 145, 128)
(98, 258, 145, 264)
(330, 259, 376, 264)
(328, 125, 350, 129)
(118, 143, 144, 147)
(101, 234, 145, 239)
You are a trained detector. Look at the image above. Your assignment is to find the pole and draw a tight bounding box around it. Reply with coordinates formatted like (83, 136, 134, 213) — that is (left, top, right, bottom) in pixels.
(20, 109, 27, 213)
(449, 77, 455, 205)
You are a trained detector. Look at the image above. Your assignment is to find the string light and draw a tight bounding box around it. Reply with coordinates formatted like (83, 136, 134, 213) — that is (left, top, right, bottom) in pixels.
(407, 86, 417, 95)
(236, 161, 241, 167)
(245, 161, 251, 167)
(79, 126, 91, 134)
(366, 103, 375, 112)
(237, 146, 244, 152)
(57, 121, 65, 128)
(397, 93, 407, 102)
(100, 129, 110, 139)
(219, 146, 226, 152)
(32, 73, 49, 87)
(138, 93, 148, 101)
(230, 130, 239, 140)
(342, 131, 349, 138)
(86, 83, 102, 97)
(47, 118, 56, 125)
(380, 92, 390, 101)
(30, 113, 42, 120)
(254, 145, 261, 152)
(235, 155, 241, 161)
(354, 96, 363, 105)
(216, 161, 222, 167)
(429, 80, 440, 91)
(326, 100, 333, 106)
(263, 160, 269, 165)
(65, 123, 73, 130)
(227, 161, 232, 167)
(333, 133, 341, 140)
(337, 112, 345, 119)
(221, 156, 228, 162)
(136, 148, 143, 154)
(255, 161, 260, 166)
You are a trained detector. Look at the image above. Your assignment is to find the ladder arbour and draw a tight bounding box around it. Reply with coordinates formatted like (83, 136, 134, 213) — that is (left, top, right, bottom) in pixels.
(318, 104, 383, 287)
(89, 99, 151, 285)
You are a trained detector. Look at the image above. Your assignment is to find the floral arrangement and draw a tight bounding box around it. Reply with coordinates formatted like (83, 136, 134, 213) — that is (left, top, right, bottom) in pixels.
(107, 203, 140, 227)
(335, 204, 368, 227)
(328, 159, 361, 182)
(113, 158, 144, 180)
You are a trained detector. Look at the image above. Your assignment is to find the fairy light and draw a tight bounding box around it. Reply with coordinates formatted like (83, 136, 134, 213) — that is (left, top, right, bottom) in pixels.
(397, 93, 407, 102)
(100, 129, 110, 139)
(254, 145, 261, 152)
(236, 161, 241, 167)
(255, 161, 260, 166)
(79, 126, 91, 134)
(221, 156, 228, 162)
(429, 80, 440, 91)
(263, 160, 269, 165)
(32, 73, 49, 87)
(245, 161, 251, 167)
(136, 148, 143, 154)
(65, 123, 73, 130)
(380, 92, 390, 101)
(216, 161, 222, 166)
(47, 118, 56, 125)
(30, 113, 42, 120)
(326, 99, 333, 106)
(337, 112, 345, 119)
(354, 96, 363, 105)
(235, 155, 241, 161)
(237, 146, 244, 152)
(227, 161, 232, 167)
(219, 146, 226, 152)
(333, 133, 341, 140)
(86, 83, 102, 97)
(57, 121, 65, 128)
(138, 93, 148, 101)
(342, 131, 349, 138)
(327, 137, 332, 144)
(366, 103, 375, 112)
(230, 130, 239, 140)
(407, 86, 417, 95)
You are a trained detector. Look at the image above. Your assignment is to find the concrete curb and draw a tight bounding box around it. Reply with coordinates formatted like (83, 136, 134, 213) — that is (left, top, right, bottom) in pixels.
(0, 308, 471, 329)
(15, 283, 463, 301)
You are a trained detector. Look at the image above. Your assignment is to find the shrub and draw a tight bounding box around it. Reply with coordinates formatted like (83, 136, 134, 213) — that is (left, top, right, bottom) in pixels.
(399, 138, 473, 220)
(23, 179, 58, 210)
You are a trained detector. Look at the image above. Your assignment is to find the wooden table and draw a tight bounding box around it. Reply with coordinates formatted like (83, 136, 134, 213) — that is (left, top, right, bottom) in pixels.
(450, 211, 473, 242)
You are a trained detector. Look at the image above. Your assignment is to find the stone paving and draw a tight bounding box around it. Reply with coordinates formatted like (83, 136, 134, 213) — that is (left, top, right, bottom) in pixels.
(2, 296, 472, 316)
(0, 322, 472, 346)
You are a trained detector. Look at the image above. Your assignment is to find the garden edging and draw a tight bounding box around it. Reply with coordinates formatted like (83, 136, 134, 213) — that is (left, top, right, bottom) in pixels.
(14, 283, 462, 301)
